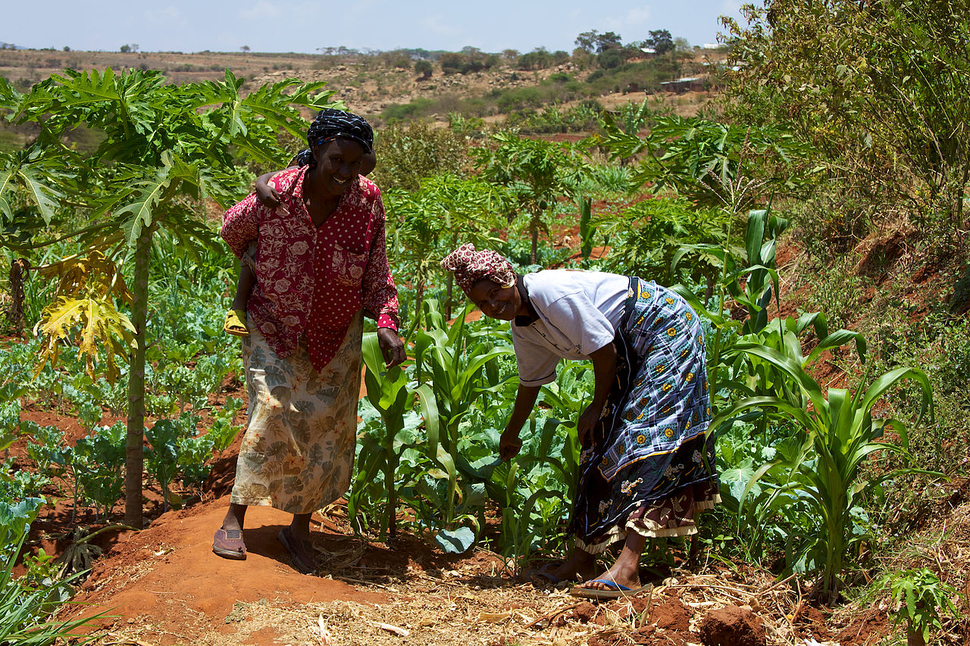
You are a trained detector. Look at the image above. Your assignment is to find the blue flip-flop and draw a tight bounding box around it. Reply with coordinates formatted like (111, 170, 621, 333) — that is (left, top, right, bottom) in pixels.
(528, 563, 564, 585)
(570, 579, 650, 600)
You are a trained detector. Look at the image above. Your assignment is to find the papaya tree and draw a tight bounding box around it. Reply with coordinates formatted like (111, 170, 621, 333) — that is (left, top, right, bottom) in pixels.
(5, 68, 337, 527)
(473, 132, 587, 265)
(384, 173, 503, 328)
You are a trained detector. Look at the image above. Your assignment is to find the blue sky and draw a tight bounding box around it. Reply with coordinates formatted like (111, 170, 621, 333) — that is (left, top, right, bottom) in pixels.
(3, 0, 750, 54)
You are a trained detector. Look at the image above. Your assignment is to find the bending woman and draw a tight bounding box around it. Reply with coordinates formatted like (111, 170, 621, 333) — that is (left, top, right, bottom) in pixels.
(441, 244, 718, 598)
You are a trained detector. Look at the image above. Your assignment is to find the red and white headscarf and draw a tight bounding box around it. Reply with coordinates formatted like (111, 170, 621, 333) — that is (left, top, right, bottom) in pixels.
(440, 243, 516, 296)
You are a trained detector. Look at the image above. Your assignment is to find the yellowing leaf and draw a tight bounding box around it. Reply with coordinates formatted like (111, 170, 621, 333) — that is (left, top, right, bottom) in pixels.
(34, 294, 136, 385)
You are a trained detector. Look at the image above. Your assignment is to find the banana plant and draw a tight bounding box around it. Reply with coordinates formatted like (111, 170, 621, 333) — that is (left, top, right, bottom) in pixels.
(709, 342, 937, 601)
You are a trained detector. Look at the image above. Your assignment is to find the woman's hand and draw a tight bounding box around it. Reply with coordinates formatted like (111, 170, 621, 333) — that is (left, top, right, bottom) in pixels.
(577, 403, 602, 444)
(499, 384, 540, 461)
(255, 172, 282, 208)
(579, 343, 617, 445)
(499, 429, 523, 462)
(377, 327, 406, 369)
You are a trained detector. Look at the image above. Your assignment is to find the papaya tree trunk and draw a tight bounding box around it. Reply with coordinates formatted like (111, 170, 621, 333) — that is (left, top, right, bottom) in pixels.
(907, 626, 926, 646)
(125, 225, 153, 528)
(8, 258, 29, 334)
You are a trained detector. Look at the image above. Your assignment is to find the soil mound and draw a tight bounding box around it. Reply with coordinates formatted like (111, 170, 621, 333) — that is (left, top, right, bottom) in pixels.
(699, 604, 767, 646)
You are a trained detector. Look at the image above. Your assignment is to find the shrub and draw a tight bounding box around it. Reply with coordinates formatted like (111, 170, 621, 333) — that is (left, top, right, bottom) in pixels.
(0, 499, 102, 644)
(414, 60, 432, 79)
(381, 97, 435, 122)
(370, 120, 469, 191)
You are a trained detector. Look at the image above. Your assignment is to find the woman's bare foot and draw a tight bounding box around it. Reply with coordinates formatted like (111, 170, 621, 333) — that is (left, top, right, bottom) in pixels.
(574, 530, 646, 591)
(538, 548, 598, 583)
(578, 559, 640, 591)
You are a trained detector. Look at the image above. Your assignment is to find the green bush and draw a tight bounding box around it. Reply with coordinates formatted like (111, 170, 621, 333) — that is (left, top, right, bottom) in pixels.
(381, 97, 436, 122)
(370, 120, 469, 191)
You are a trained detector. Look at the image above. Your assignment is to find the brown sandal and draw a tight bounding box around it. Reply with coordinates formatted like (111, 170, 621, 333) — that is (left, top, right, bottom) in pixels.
(213, 528, 247, 560)
(278, 527, 316, 575)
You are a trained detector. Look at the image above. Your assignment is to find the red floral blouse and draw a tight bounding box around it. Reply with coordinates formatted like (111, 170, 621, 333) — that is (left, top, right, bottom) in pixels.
(221, 167, 399, 371)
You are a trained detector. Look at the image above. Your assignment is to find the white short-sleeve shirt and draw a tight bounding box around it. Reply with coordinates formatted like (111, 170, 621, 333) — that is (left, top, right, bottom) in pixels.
(511, 270, 630, 387)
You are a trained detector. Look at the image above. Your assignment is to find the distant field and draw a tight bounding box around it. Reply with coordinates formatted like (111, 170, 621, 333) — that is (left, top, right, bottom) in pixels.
(0, 49, 320, 86)
(0, 47, 720, 147)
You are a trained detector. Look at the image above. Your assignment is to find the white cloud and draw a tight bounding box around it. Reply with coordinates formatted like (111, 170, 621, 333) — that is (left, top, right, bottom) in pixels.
(624, 6, 652, 25)
(602, 5, 652, 34)
(420, 14, 460, 37)
(240, 1, 284, 21)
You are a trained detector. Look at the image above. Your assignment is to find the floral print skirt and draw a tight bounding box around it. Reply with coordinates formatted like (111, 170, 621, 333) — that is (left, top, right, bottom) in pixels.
(229, 311, 363, 514)
(570, 280, 719, 554)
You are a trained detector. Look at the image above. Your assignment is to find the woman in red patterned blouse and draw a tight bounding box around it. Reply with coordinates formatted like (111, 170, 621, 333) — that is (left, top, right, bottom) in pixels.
(213, 109, 405, 574)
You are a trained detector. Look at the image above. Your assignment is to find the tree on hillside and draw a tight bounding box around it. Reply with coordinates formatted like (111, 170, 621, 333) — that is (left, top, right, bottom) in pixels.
(415, 60, 433, 79)
(1, 69, 336, 528)
(575, 30, 624, 54)
(575, 31, 599, 54)
(517, 47, 554, 71)
(440, 52, 462, 75)
(596, 31, 623, 53)
(646, 29, 674, 55)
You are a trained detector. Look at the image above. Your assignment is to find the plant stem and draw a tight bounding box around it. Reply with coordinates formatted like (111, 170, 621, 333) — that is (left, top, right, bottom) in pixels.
(125, 224, 153, 529)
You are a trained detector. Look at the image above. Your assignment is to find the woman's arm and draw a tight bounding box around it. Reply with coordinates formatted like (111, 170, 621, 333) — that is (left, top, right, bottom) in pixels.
(577, 342, 618, 444)
(220, 194, 261, 258)
(499, 383, 541, 461)
(255, 168, 297, 208)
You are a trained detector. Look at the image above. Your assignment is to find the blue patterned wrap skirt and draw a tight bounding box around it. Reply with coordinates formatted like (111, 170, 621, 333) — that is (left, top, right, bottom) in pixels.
(570, 278, 718, 553)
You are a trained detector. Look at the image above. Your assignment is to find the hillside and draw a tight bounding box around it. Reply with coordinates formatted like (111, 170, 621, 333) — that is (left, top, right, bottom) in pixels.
(0, 47, 721, 125)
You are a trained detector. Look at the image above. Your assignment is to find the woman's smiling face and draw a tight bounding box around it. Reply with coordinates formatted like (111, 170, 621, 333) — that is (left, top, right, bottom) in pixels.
(312, 138, 366, 197)
(469, 278, 523, 321)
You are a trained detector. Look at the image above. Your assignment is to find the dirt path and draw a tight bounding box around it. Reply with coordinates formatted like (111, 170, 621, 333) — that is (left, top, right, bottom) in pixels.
(68, 498, 390, 644)
(55, 488, 898, 646)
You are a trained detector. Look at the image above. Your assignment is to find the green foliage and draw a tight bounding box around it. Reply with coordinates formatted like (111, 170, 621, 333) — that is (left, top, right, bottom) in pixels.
(355, 332, 438, 539)
(414, 60, 433, 79)
(710, 343, 935, 601)
(369, 120, 469, 191)
(380, 97, 437, 123)
(599, 113, 818, 210)
(881, 567, 962, 645)
(0, 499, 102, 645)
(722, 0, 970, 229)
(5, 67, 336, 525)
(413, 303, 515, 540)
(503, 101, 602, 135)
(347, 306, 580, 562)
(384, 173, 503, 330)
(473, 132, 588, 264)
(146, 408, 241, 509)
(73, 422, 126, 517)
(596, 196, 730, 286)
